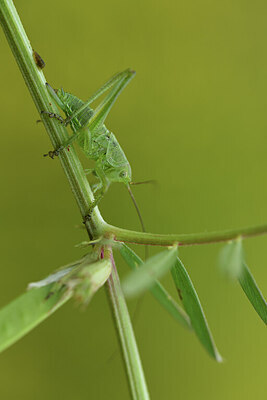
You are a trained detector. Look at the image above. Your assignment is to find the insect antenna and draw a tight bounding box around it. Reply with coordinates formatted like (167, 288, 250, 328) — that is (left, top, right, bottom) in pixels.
(130, 179, 156, 186)
(127, 185, 148, 260)
(127, 184, 146, 233)
(127, 184, 149, 326)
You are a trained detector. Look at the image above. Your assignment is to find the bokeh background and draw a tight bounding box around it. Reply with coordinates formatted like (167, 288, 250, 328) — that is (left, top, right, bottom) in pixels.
(0, 0, 266, 398)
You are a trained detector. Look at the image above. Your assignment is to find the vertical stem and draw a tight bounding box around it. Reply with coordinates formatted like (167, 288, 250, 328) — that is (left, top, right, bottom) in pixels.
(0, 0, 150, 397)
(105, 249, 150, 400)
(0, 0, 104, 238)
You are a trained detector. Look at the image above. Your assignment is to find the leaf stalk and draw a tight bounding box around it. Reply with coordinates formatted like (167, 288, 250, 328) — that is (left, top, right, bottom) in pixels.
(102, 222, 267, 247)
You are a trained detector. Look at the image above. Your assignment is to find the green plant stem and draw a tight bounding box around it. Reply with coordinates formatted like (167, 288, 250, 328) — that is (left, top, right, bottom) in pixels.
(104, 248, 150, 400)
(103, 222, 267, 246)
(0, 1, 149, 397)
(0, 0, 104, 239)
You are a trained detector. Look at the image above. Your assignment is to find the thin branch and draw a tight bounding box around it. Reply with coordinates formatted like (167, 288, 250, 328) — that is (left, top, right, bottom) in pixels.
(103, 222, 267, 246)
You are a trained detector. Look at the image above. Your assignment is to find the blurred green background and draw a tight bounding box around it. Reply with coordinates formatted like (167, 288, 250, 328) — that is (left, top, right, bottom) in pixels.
(0, 0, 266, 398)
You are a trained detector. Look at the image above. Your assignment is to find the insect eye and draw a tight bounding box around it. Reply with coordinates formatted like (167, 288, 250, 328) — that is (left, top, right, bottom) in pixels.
(120, 171, 126, 178)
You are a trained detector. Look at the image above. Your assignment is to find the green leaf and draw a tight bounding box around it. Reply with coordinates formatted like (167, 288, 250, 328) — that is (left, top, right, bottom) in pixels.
(219, 238, 244, 279)
(0, 254, 112, 354)
(119, 244, 191, 328)
(171, 257, 223, 362)
(239, 263, 267, 324)
(0, 284, 70, 354)
(122, 246, 178, 298)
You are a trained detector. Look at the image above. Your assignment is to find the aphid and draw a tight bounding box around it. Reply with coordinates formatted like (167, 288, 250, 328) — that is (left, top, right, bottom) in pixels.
(42, 69, 146, 229)
(33, 50, 45, 69)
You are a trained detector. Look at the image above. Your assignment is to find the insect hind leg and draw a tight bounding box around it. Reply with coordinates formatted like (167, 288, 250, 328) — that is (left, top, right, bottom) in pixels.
(64, 69, 134, 126)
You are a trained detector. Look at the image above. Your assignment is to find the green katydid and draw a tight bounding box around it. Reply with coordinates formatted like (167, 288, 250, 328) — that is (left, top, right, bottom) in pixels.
(41, 69, 147, 229)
